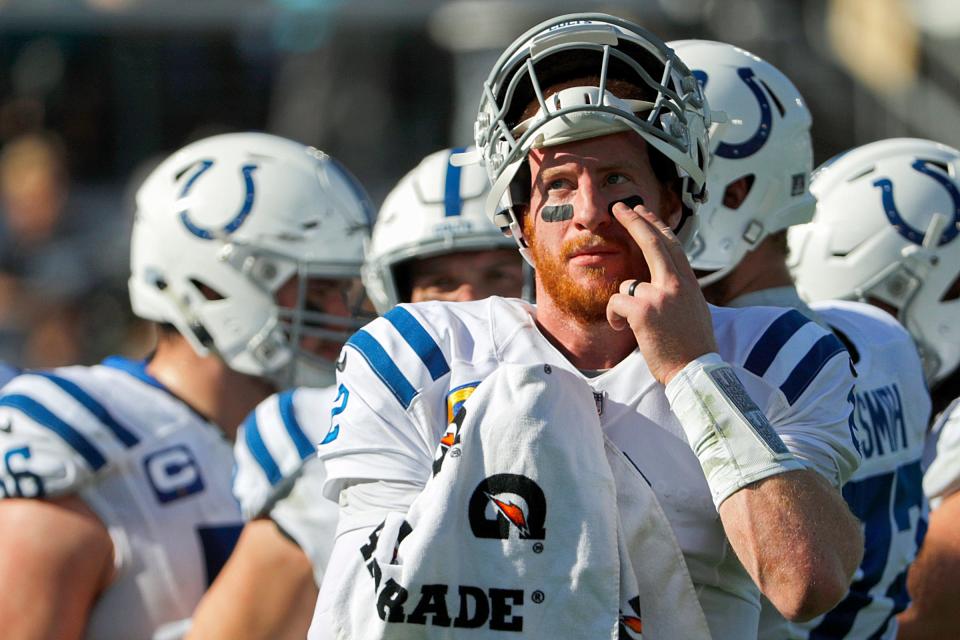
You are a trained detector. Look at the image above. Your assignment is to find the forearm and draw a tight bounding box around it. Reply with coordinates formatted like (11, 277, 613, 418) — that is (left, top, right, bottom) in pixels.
(666, 354, 861, 619)
(895, 492, 960, 639)
(188, 519, 318, 640)
(719, 469, 862, 621)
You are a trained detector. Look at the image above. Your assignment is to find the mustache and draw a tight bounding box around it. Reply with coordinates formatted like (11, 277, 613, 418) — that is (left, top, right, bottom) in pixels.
(562, 234, 630, 258)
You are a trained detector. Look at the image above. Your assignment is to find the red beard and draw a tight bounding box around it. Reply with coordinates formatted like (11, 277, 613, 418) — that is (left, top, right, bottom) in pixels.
(526, 216, 632, 323)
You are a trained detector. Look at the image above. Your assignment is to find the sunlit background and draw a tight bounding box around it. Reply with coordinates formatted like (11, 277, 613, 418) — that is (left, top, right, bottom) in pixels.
(0, 0, 956, 368)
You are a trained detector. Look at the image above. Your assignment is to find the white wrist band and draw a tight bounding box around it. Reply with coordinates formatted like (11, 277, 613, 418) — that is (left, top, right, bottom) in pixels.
(666, 353, 803, 508)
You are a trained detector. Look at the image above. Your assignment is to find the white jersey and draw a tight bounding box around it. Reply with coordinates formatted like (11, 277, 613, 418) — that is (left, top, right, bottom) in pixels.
(758, 300, 931, 640)
(922, 398, 960, 507)
(232, 386, 340, 582)
(318, 297, 860, 639)
(0, 356, 243, 640)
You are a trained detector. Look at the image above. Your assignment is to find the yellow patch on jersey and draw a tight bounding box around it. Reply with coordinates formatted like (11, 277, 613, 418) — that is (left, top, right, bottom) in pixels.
(446, 382, 479, 423)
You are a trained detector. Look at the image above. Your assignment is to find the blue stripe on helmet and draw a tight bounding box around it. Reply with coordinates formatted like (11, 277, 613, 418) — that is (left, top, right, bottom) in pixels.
(444, 146, 468, 217)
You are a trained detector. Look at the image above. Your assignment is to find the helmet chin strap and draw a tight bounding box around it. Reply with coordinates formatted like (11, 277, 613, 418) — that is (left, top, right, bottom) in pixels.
(695, 262, 737, 288)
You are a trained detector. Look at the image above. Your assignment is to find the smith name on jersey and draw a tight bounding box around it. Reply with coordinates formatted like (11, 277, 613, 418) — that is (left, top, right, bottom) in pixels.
(233, 386, 340, 582)
(0, 356, 242, 640)
(317, 296, 860, 640)
(759, 299, 931, 640)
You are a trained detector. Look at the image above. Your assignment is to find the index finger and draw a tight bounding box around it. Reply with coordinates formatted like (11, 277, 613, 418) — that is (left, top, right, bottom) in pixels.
(611, 201, 679, 285)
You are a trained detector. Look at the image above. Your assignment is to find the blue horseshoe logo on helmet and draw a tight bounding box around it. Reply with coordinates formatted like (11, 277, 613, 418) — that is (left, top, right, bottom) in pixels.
(873, 159, 960, 246)
(178, 160, 258, 240)
(713, 67, 773, 160)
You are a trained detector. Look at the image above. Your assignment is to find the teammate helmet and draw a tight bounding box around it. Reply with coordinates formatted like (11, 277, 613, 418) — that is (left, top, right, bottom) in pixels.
(670, 40, 815, 286)
(362, 147, 515, 314)
(789, 138, 960, 384)
(471, 13, 713, 262)
(129, 132, 373, 388)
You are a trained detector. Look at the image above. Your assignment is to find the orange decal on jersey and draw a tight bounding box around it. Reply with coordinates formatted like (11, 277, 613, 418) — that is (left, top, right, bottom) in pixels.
(622, 616, 643, 633)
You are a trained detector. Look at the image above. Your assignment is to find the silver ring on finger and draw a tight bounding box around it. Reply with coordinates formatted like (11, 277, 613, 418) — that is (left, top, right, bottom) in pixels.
(627, 279, 640, 297)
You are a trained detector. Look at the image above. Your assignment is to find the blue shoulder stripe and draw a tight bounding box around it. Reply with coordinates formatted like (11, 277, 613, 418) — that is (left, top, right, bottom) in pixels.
(780, 333, 848, 405)
(33, 372, 140, 448)
(444, 146, 467, 217)
(277, 390, 314, 461)
(346, 330, 417, 409)
(0, 394, 107, 470)
(743, 310, 811, 378)
(242, 411, 282, 486)
(384, 307, 450, 381)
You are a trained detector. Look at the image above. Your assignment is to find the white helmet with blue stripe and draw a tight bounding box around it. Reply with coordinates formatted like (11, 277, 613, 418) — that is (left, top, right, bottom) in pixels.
(471, 13, 713, 262)
(789, 138, 960, 385)
(129, 132, 373, 388)
(670, 39, 815, 286)
(362, 147, 514, 314)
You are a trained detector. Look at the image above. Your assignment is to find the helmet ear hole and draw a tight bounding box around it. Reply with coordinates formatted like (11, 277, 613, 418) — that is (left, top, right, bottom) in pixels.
(941, 273, 960, 302)
(189, 278, 226, 302)
(391, 260, 414, 304)
(722, 175, 755, 210)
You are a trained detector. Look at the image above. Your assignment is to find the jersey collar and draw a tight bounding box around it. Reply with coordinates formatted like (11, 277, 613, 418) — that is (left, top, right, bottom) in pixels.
(101, 355, 168, 392)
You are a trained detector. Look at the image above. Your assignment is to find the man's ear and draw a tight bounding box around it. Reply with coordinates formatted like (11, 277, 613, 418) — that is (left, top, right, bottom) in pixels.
(661, 185, 683, 231)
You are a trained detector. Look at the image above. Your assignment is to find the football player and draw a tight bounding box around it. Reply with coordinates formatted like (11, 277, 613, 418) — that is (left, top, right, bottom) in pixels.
(188, 147, 522, 640)
(309, 14, 862, 639)
(674, 42, 932, 639)
(0, 132, 372, 639)
(364, 146, 523, 309)
(787, 138, 960, 639)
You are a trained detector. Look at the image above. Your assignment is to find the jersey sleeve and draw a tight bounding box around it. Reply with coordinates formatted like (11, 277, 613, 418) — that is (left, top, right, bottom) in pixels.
(268, 457, 339, 583)
(725, 308, 860, 488)
(0, 371, 142, 499)
(316, 305, 453, 511)
(232, 388, 327, 520)
(923, 399, 960, 505)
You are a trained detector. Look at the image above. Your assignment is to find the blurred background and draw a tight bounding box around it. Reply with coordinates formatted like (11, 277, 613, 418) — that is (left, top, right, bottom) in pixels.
(0, 0, 956, 368)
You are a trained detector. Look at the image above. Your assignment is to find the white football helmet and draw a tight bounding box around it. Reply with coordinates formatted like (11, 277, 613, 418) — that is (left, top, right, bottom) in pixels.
(363, 147, 515, 314)
(790, 138, 960, 384)
(470, 13, 713, 262)
(670, 39, 815, 285)
(129, 132, 373, 389)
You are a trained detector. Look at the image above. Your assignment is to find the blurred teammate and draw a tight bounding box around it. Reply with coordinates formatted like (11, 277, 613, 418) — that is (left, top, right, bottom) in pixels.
(0, 132, 372, 639)
(787, 138, 960, 639)
(189, 146, 521, 640)
(309, 15, 862, 639)
(674, 42, 932, 640)
(364, 146, 522, 311)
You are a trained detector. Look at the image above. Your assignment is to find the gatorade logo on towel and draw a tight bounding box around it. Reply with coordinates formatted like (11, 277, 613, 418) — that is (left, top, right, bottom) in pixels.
(468, 473, 547, 540)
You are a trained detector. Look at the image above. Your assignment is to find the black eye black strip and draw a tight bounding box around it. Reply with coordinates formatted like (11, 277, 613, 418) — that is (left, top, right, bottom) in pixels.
(541, 204, 574, 222)
(607, 195, 645, 215)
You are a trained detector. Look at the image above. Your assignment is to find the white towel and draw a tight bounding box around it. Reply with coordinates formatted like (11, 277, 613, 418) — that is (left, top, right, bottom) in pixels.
(330, 363, 711, 639)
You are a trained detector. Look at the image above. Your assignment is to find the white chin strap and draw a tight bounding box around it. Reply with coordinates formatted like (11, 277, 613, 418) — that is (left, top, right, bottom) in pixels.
(695, 262, 736, 288)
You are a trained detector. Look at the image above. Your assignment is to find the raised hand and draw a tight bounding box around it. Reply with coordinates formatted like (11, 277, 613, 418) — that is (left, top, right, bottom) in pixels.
(605, 201, 718, 385)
